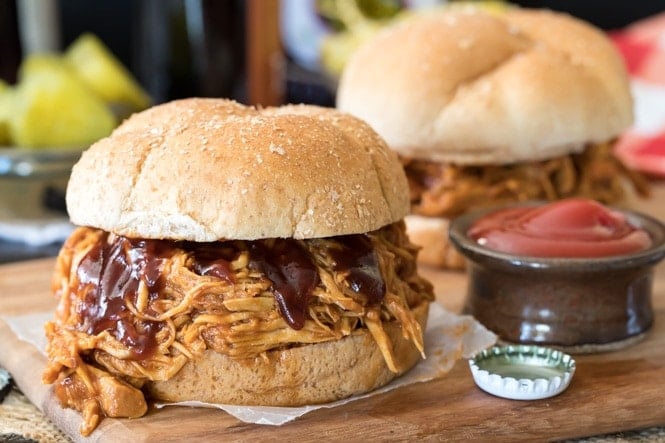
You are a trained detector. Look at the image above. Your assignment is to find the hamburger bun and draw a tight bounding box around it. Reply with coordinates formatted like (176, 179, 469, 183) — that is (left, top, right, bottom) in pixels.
(44, 98, 434, 435)
(337, 7, 632, 165)
(67, 99, 409, 241)
(404, 215, 466, 269)
(337, 7, 640, 269)
(147, 300, 429, 405)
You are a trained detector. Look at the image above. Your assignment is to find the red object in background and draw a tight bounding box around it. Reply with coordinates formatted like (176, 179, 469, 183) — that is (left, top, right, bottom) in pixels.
(611, 13, 665, 84)
(612, 33, 654, 75)
(616, 132, 665, 177)
(611, 13, 665, 177)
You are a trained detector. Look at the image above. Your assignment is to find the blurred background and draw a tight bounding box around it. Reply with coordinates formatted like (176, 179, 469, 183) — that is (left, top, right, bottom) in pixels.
(0, 0, 664, 263)
(2, 0, 665, 107)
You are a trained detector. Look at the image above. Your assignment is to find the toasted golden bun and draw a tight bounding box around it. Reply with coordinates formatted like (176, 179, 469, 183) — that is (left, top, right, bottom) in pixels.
(146, 300, 429, 405)
(337, 7, 632, 165)
(66, 98, 409, 241)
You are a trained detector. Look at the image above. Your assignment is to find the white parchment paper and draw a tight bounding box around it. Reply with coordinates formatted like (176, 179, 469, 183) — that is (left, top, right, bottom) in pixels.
(3, 303, 496, 426)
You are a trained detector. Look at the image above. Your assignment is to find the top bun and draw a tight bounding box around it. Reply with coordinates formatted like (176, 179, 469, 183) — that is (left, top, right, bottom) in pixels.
(66, 98, 409, 241)
(336, 7, 633, 165)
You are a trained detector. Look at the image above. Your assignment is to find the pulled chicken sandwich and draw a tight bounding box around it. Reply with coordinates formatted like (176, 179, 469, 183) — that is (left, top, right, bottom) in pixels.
(336, 6, 649, 269)
(43, 98, 434, 435)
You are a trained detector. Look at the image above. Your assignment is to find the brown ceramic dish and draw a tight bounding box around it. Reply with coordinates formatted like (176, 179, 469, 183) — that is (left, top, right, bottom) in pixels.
(449, 202, 665, 353)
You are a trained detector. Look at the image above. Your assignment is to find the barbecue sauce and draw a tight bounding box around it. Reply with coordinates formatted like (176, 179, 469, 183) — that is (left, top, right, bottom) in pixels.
(248, 240, 319, 330)
(329, 234, 385, 305)
(186, 242, 236, 283)
(75, 232, 387, 352)
(76, 237, 171, 359)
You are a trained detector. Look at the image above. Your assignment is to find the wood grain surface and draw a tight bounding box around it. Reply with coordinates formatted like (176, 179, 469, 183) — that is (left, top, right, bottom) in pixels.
(1, 187, 665, 442)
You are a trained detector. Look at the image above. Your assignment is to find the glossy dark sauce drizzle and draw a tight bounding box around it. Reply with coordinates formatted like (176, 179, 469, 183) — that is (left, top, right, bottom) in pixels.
(76, 237, 172, 359)
(248, 240, 320, 330)
(75, 232, 386, 355)
(185, 242, 237, 283)
(329, 234, 385, 305)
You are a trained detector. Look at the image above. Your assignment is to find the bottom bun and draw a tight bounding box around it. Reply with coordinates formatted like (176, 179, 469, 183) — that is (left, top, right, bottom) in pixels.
(405, 215, 466, 270)
(146, 300, 430, 406)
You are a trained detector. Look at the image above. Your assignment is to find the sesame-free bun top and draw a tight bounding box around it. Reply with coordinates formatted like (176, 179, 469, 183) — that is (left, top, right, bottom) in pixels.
(336, 7, 633, 165)
(66, 98, 410, 241)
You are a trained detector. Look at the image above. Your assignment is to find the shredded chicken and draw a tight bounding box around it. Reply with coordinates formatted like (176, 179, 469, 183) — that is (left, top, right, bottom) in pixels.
(403, 141, 650, 218)
(43, 221, 433, 435)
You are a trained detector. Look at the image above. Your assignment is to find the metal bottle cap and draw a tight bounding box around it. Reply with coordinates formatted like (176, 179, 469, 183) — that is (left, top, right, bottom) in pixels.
(469, 345, 576, 400)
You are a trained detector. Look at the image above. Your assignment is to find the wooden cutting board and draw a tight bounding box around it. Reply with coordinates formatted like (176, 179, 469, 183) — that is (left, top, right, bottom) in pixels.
(2, 187, 665, 442)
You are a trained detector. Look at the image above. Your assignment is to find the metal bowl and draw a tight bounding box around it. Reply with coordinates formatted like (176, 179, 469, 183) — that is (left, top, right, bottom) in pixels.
(0, 146, 82, 218)
(0, 146, 82, 178)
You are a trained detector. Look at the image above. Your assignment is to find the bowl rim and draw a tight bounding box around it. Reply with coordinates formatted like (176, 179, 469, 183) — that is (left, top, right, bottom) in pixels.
(448, 201, 665, 272)
(0, 146, 83, 178)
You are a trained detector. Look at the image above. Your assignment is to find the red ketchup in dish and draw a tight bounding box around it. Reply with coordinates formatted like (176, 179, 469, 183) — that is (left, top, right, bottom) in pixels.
(468, 198, 652, 257)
